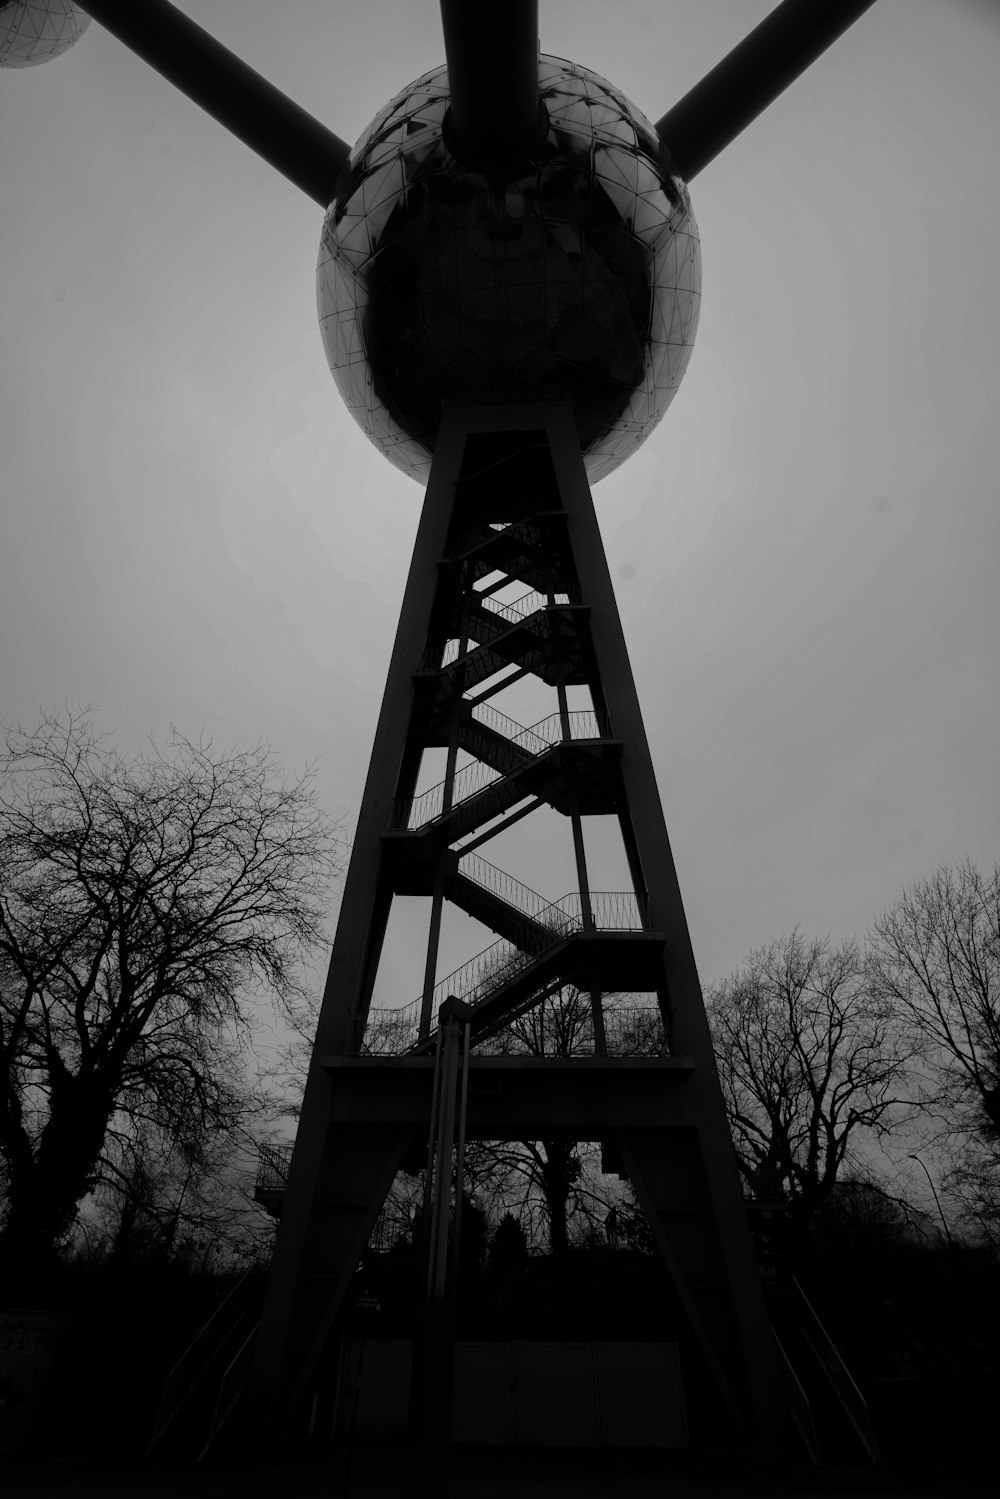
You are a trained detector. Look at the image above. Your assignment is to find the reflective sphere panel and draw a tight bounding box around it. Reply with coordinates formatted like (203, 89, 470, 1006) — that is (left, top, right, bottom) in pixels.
(318, 56, 701, 484)
(0, 2, 89, 67)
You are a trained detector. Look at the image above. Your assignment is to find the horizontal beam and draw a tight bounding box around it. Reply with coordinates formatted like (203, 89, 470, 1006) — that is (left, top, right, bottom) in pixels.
(655, 0, 880, 182)
(76, 0, 351, 206)
(439, 0, 540, 164)
(321, 1054, 696, 1136)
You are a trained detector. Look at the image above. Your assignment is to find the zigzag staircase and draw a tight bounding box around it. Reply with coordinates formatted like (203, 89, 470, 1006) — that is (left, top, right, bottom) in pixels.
(372, 681, 663, 1055)
(252, 411, 785, 1452)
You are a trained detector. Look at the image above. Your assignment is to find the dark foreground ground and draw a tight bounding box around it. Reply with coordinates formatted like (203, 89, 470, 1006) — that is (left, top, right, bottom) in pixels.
(4, 1445, 994, 1499)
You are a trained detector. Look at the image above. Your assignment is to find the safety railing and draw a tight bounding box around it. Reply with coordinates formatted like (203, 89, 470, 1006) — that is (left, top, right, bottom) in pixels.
(391, 707, 607, 829)
(363, 993, 667, 1060)
(447, 517, 520, 562)
(472, 702, 605, 751)
(420, 604, 551, 680)
(255, 1142, 292, 1193)
(446, 516, 551, 564)
(146, 1268, 258, 1454)
(457, 853, 573, 934)
(363, 1004, 423, 1055)
(473, 994, 668, 1058)
(199, 1321, 258, 1462)
(773, 1329, 820, 1466)
(360, 889, 652, 1055)
(603, 999, 670, 1057)
(368, 1197, 419, 1255)
(478, 587, 552, 626)
(793, 1278, 879, 1463)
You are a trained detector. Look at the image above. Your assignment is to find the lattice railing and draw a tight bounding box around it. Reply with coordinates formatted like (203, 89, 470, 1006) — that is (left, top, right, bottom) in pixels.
(255, 1142, 292, 1192)
(423, 606, 551, 680)
(391, 707, 605, 829)
(473, 995, 668, 1058)
(363, 993, 667, 1059)
(477, 587, 554, 627)
(457, 853, 572, 936)
(360, 889, 652, 1055)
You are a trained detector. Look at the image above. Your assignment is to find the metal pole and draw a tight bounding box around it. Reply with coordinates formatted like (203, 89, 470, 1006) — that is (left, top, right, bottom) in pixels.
(419, 577, 471, 1041)
(439, 0, 541, 165)
(76, 0, 350, 205)
(451, 1019, 472, 1278)
(419, 1026, 446, 1293)
(428, 1014, 461, 1301)
(545, 582, 603, 1050)
(655, 0, 880, 182)
(909, 1154, 955, 1250)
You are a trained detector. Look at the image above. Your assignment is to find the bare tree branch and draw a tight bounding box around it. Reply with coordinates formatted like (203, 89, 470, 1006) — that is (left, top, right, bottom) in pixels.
(0, 710, 344, 1276)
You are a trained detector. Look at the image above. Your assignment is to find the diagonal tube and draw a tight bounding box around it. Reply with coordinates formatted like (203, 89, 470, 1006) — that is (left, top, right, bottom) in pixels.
(655, 0, 880, 182)
(439, 0, 540, 164)
(75, 0, 351, 206)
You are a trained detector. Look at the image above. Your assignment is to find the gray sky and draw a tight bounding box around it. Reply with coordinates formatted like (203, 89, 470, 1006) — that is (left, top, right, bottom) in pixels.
(2, 0, 999, 1007)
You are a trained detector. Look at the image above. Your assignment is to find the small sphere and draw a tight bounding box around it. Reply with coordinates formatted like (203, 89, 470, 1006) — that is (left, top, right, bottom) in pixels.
(317, 55, 701, 485)
(0, 1, 90, 68)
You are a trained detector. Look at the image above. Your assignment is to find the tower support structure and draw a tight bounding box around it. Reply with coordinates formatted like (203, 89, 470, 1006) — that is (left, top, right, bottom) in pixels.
(251, 401, 782, 1447)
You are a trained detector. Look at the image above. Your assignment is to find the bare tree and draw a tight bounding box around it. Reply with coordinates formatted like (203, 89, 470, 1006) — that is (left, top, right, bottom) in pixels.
(706, 930, 911, 1233)
(85, 1104, 278, 1270)
(464, 986, 617, 1259)
(868, 860, 1000, 1144)
(0, 711, 341, 1279)
(868, 861, 1000, 1245)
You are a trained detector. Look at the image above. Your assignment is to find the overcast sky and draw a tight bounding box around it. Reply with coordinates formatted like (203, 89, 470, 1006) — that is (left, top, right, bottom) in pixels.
(2, 1, 999, 1014)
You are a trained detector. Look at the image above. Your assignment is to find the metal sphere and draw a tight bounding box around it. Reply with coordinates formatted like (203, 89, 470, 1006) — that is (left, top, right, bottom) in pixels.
(317, 55, 701, 485)
(0, 2, 90, 68)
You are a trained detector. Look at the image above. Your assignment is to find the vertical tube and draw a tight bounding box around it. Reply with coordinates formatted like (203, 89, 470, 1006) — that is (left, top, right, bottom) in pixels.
(420, 1025, 446, 1291)
(429, 1015, 461, 1301)
(419, 892, 446, 1042)
(451, 1020, 472, 1278)
(546, 582, 601, 1054)
(439, 0, 540, 163)
(419, 569, 472, 1040)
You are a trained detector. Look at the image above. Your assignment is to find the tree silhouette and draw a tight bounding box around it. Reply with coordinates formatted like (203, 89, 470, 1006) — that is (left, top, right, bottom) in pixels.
(868, 861, 1000, 1243)
(0, 711, 340, 1279)
(868, 860, 1000, 1144)
(706, 930, 910, 1234)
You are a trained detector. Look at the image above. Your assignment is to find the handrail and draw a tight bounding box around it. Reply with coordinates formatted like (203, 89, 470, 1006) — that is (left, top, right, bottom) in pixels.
(793, 1278, 880, 1463)
(420, 602, 550, 676)
(447, 517, 520, 562)
(457, 852, 572, 934)
(392, 708, 606, 829)
(146, 1268, 257, 1453)
(200, 1321, 259, 1462)
(446, 516, 553, 564)
(772, 1329, 820, 1466)
(255, 1142, 292, 1193)
(363, 993, 667, 1059)
(475, 994, 668, 1058)
(360, 892, 653, 1055)
(476, 587, 556, 626)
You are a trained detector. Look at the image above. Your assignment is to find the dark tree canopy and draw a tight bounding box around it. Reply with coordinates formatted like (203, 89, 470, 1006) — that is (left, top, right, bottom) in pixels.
(0, 711, 341, 1278)
(706, 930, 910, 1231)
